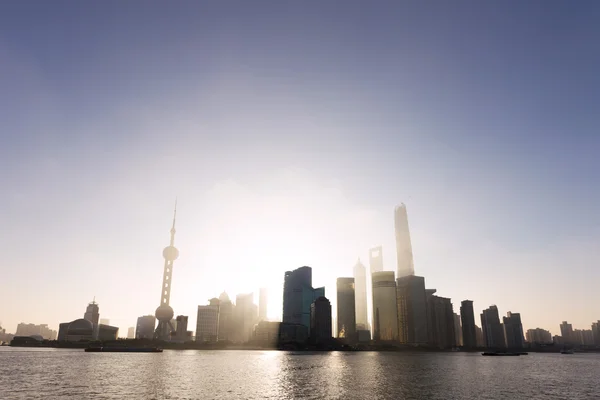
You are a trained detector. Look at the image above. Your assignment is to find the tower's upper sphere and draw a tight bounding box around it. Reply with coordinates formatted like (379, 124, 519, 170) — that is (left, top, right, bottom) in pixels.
(163, 246, 179, 261)
(155, 305, 174, 322)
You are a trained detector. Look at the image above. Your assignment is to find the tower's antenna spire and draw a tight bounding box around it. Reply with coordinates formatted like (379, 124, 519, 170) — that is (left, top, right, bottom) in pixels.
(172, 198, 177, 230)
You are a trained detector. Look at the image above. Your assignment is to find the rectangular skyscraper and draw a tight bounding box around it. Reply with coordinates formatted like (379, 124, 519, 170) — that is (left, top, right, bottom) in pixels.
(336, 277, 357, 342)
(460, 300, 477, 348)
(283, 266, 325, 331)
(396, 275, 428, 345)
(503, 312, 524, 349)
(372, 271, 398, 341)
(481, 305, 506, 349)
(394, 204, 415, 278)
(353, 259, 369, 331)
(425, 290, 456, 349)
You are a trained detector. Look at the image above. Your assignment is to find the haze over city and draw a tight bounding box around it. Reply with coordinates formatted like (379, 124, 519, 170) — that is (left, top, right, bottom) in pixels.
(1, 0, 599, 339)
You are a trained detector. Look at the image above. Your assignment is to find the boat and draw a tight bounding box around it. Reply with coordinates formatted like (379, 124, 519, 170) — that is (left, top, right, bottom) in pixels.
(85, 346, 163, 353)
(482, 352, 521, 356)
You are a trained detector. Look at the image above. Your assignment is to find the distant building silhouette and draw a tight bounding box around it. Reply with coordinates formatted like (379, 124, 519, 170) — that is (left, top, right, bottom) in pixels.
(353, 259, 369, 332)
(253, 321, 280, 347)
(425, 290, 455, 349)
(127, 327, 135, 339)
(259, 288, 268, 322)
(475, 325, 484, 347)
(503, 312, 525, 349)
(481, 305, 506, 349)
(217, 292, 233, 341)
(369, 246, 384, 274)
(394, 204, 415, 279)
(525, 328, 552, 345)
(196, 301, 220, 343)
(310, 296, 332, 344)
(592, 321, 600, 346)
(15, 323, 57, 340)
(174, 315, 189, 343)
(84, 299, 100, 338)
(453, 313, 463, 347)
(282, 266, 325, 331)
(97, 324, 118, 341)
(336, 277, 356, 342)
(560, 321, 574, 344)
(372, 271, 398, 341)
(58, 319, 94, 342)
(460, 300, 477, 348)
(136, 315, 156, 339)
(396, 275, 428, 345)
(235, 293, 257, 343)
(154, 204, 179, 341)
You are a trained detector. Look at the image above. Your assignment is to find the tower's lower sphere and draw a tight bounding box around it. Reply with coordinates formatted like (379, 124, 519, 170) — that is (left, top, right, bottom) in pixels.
(155, 305, 174, 322)
(163, 246, 179, 261)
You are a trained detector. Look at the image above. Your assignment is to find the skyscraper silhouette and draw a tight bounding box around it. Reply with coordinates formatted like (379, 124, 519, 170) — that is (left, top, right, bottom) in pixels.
(154, 202, 179, 341)
(481, 305, 506, 349)
(336, 277, 356, 342)
(372, 271, 398, 341)
(460, 300, 477, 348)
(259, 288, 268, 321)
(394, 204, 415, 278)
(396, 275, 428, 345)
(369, 246, 383, 274)
(282, 266, 324, 331)
(353, 259, 369, 331)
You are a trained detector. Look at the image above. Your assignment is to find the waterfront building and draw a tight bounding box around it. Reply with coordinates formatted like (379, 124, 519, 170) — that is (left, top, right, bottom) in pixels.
(154, 203, 180, 341)
(394, 204, 415, 278)
(372, 271, 398, 341)
(336, 277, 356, 342)
(15, 323, 57, 340)
(525, 328, 552, 345)
(460, 300, 477, 348)
(453, 313, 463, 347)
(253, 321, 280, 346)
(217, 292, 233, 341)
(503, 312, 525, 349)
(592, 321, 600, 346)
(97, 324, 119, 341)
(353, 259, 369, 332)
(310, 296, 332, 344)
(174, 315, 189, 343)
(481, 305, 506, 349)
(127, 327, 135, 339)
(475, 325, 484, 347)
(235, 293, 257, 343)
(84, 299, 100, 339)
(259, 288, 268, 321)
(425, 290, 455, 349)
(136, 315, 156, 339)
(396, 275, 428, 345)
(560, 321, 574, 344)
(196, 302, 220, 342)
(57, 319, 94, 342)
(282, 266, 325, 331)
(279, 323, 309, 344)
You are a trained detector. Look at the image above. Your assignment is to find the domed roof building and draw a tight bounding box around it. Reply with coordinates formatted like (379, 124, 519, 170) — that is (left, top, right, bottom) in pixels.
(58, 318, 94, 342)
(219, 292, 231, 303)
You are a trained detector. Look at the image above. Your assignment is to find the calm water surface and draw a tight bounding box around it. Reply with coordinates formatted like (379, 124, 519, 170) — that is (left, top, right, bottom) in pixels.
(1, 348, 598, 399)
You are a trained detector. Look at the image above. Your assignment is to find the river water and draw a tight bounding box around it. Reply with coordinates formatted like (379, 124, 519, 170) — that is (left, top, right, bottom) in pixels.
(1, 348, 598, 399)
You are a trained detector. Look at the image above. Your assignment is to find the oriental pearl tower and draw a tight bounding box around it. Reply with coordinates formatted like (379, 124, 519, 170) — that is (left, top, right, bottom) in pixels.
(154, 201, 180, 341)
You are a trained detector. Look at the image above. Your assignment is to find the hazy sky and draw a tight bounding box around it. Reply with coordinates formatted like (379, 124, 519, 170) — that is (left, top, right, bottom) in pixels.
(1, 1, 599, 336)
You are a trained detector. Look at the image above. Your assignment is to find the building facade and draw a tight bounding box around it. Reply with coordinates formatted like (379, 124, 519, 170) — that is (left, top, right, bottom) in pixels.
(525, 328, 552, 344)
(481, 305, 506, 349)
(394, 204, 415, 279)
(310, 296, 332, 344)
(453, 313, 463, 347)
(336, 277, 356, 342)
(136, 315, 156, 339)
(353, 259, 369, 331)
(560, 321, 574, 344)
(15, 323, 57, 340)
(259, 288, 268, 322)
(196, 303, 220, 342)
(396, 275, 428, 345)
(372, 271, 398, 341)
(460, 300, 477, 348)
(503, 312, 525, 349)
(282, 267, 325, 331)
(426, 291, 456, 349)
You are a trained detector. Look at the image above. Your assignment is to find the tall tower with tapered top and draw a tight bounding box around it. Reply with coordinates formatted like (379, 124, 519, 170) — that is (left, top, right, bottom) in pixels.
(154, 201, 180, 341)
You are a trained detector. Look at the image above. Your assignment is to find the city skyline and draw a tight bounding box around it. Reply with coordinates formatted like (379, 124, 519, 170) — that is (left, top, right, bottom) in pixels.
(2, 1, 600, 338)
